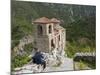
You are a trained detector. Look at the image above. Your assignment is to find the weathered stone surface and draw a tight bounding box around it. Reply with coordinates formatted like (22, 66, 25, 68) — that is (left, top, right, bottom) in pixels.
(12, 50, 69, 74)
(74, 52, 96, 62)
(33, 17, 66, 54)
(13, 35, 34, 56)
(12, 56, 74, 74)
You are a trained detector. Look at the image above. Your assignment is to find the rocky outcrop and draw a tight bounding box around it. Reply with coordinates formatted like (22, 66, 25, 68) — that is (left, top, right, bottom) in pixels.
(13, 35, 34, 56)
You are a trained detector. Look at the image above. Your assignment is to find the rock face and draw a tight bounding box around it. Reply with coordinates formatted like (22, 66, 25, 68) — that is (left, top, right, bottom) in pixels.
(13, 35, 34, 56)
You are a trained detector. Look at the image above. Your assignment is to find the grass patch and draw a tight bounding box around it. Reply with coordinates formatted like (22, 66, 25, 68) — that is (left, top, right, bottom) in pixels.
(74, 59, 96, 70)
(75, 61, 89, 70)
(65, 40, 95, 58)
(24, 43, 34, 54)
(11, 54, 31, 71)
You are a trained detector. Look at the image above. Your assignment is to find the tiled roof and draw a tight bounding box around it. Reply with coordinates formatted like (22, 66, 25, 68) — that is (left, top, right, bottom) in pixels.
(33, 17, 60, 24)
(55, 25, 65, 30)
(33, 17, 50, 23)
(51, 18, 60, 23)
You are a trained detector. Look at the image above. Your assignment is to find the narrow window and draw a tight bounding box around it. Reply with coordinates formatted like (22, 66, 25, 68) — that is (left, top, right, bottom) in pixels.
(58, 35, 60, 41)
(51, 39, 55, 48)
(49, 25, 52, 33)
(37, 25, 43, 35)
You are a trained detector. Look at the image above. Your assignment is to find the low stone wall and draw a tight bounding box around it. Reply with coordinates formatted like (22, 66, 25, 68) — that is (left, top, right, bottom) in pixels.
(74, 52, 96, 62)
(73, 52, 96, 70)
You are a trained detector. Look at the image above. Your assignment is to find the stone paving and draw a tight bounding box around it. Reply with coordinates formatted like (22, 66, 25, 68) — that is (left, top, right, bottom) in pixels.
(12, 57, 74, 74)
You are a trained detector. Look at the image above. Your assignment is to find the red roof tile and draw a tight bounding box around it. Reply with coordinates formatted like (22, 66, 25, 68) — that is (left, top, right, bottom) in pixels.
(51, 18, 60, 23)
(33, 17, 60, 24)
(33, 17, 50, 23)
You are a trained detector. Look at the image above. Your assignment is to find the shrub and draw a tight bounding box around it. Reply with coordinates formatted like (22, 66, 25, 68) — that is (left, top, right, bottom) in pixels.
(24, 43, 33, 54)
(11, 54, 31, 71)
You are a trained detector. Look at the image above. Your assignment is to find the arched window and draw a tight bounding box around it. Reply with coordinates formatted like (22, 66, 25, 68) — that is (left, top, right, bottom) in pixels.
(58, 35, 60, 41)
(37, 25, 43, 35)
(51, 39, 55, 48)
(48, 25, 52, 33)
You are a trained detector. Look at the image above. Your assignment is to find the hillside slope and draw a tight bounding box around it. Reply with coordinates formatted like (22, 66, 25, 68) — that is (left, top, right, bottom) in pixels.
(11, 1, 96, 69)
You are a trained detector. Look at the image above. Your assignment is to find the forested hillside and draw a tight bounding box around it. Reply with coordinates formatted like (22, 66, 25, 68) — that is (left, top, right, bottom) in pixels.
(11, 1, 96, 44)
(11, 1, 96, 69)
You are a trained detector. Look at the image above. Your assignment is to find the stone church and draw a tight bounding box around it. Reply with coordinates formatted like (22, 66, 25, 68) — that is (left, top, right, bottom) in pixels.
(32, 17, 66, 56)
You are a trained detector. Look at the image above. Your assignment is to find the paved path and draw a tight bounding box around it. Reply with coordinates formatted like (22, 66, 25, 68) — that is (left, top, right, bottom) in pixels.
(43, 57, 73, 72)
(12, 57, 73, 74)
